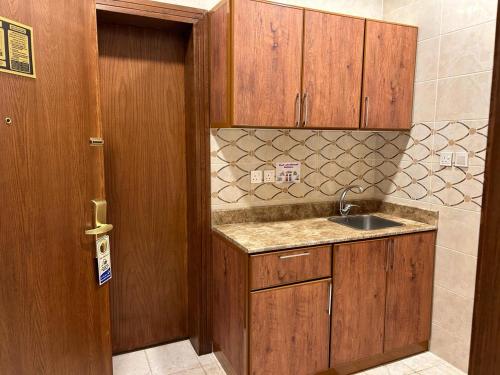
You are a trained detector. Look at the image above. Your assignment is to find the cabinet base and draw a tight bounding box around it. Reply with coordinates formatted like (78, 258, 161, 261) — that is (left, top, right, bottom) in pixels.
(318, 341, 428, 375)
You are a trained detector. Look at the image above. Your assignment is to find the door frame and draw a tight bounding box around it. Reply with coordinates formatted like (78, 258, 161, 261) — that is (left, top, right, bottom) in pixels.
(469, 4, 500, 373)
(94, 0, 212, 355)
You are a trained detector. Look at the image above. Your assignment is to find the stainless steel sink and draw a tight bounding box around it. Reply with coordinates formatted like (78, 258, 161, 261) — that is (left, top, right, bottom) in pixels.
(328, 214, 403, 231)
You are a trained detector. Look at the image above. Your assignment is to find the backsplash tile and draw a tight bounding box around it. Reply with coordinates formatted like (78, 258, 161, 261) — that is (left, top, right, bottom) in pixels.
(211, 124, 485, 211)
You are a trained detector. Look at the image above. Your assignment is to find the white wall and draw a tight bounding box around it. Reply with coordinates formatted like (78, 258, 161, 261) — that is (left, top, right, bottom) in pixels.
(154, 0, 383, 18)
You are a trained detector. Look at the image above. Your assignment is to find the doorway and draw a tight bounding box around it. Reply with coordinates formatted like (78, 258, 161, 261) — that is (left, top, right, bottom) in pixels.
(96, 11, 205, 354)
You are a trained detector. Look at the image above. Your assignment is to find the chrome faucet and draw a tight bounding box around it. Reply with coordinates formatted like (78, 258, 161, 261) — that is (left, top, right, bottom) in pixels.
(339, 185, 364, 216)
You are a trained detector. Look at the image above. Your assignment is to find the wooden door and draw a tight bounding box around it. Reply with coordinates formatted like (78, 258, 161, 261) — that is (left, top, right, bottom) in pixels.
(98, 22, 189, 353)
(302, 11, 365, 128)
(384, 232, 435, 351)
(0, 1, 111, 374)
(250, 280, 331, 375)
(361, 20, 417, 130)
(331, 239, 387, 366)
(232, 0, 303, 127)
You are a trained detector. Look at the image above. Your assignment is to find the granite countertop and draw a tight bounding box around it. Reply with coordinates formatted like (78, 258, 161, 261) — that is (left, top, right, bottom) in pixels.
(213, 212, 437, 254)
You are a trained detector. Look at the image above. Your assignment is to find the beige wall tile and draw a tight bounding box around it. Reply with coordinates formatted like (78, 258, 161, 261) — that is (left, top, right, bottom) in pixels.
(383, 0, 442, 41)
(413, 81, 437, 122)
(436, 72, 493, 121)
(441, 0, 497, 34)
(430, 323, 470, 372)
(439, 21, 496, 78)
(432, 285, 474, 341)
(416, 38, 440, 82)
(434, 246, 478, 299)
(383, 0, 418, 15)
(434, 206, 481, 256)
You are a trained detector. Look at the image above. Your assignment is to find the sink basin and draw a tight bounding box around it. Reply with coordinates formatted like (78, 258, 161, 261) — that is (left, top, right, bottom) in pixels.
(328, 214, 403, 231)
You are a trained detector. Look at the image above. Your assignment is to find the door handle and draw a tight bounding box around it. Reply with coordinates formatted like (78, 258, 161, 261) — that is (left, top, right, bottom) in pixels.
(85, 199, 113, 236)
(294, 92, 301, 128)
(85, 224, 113, 236)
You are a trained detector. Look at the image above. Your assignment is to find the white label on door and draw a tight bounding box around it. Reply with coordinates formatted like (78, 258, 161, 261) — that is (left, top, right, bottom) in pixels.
(96, 235, 112, 286)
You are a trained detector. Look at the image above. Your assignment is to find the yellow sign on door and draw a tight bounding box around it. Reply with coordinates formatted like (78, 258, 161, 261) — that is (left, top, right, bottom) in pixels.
(0, 16, 35, 78)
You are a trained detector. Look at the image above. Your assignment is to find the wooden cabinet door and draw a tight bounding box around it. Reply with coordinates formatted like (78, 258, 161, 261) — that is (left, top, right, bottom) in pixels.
(331, 239, 388, 366)
(250, 280, 331, 375)
(361, 20, 417, 130)
(232, 0, 303, 127)
(385, 232, 436, 351)
(302, 11, 365, 128)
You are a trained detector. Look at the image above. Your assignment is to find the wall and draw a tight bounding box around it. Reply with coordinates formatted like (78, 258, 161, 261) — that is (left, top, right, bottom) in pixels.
(383, 0, 497, 371)
(209, 0, 497, 372)
(155, 0, 383, 17)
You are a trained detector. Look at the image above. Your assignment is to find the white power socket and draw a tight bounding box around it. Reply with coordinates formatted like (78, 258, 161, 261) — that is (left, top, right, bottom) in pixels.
(250, 170, 263, 184)
(439, 152, 453, 167)
(263, 170, 275, 183)
(454, 152, 469, 168)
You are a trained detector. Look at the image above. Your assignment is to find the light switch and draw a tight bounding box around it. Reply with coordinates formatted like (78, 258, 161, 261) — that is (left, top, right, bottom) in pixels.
(454, 152, 469, 168)
(263, 170, 275, 183)
(439, 152, 453, 167)
(250, 170, 263, 184)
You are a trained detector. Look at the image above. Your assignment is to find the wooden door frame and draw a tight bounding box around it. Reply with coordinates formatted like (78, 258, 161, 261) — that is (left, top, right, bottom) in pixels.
(469, 3, 500, 372)
(94, 0, 212, 355)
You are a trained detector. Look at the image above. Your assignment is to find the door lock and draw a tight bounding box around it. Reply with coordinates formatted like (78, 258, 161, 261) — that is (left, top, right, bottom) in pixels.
(85, 200, 113, 236)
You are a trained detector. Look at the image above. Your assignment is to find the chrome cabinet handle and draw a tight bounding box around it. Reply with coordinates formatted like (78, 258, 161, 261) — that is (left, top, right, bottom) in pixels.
(295, 93, 301, 127)
(327, 281, 333, 316)
(279, 252, 310, 260)
(364, 96, 369, 128)
(302, 93, 309, 127)
(385, 239, 395, 271)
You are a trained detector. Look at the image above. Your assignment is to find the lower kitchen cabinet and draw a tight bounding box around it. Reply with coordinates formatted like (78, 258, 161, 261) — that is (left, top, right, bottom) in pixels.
(212, 230, 436, 375)
(331, 231, 436, 374)
(250, 280, 331, 375)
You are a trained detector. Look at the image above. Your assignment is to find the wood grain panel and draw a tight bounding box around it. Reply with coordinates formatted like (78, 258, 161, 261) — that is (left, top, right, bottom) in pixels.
(384, 232, 436, 352)
(209, 0, 230, 127)
(302, 11, 365, 128)
(361, 20, 417, 130)
(212, 233, 249, 375)
(469, 7, 500, 372)
(232, 0, 303, 127)
(98, 22, 189, 353)
(0, 0, 112, 373)
(331, 239, 387, 366)
(250, 279, 331, 375)
(249, 245, 331, 290)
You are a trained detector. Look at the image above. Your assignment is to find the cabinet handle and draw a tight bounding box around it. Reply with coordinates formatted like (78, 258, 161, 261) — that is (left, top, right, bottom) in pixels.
(390, 239, 395, 271)
(295, 93, 301, 128)
(327, 281, 333, 316)
(302, 93, 309, 127)
(279, 252, 310, 260)
(364, 96, 369, 128)
(385, 241, 390, 272)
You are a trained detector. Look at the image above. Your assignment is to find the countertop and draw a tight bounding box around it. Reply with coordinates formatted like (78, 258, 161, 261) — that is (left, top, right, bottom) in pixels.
(213, 212, 437, 254)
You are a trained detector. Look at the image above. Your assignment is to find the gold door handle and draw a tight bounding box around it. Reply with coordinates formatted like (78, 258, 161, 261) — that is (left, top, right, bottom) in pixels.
(85, 199, 113, 236)
(85, 224, 113, 236)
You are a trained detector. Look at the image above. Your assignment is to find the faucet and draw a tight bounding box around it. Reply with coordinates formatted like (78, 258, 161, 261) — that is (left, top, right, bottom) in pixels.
(339, 185, 364, 216)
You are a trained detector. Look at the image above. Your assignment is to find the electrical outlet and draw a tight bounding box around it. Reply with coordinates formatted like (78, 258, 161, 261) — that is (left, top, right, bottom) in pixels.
(454, 152, 469, 168)
(439, 152, 453, 167)
(263, 170, 275, 183)
(250, 170, 263, 184)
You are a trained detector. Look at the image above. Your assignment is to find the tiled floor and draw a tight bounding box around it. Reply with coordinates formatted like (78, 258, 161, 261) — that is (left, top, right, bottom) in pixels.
(113, 340, 465, 375)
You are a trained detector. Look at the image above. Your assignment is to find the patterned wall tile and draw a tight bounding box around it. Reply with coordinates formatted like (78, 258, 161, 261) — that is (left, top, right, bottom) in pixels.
(210, 122, 485, 211)
(433, 120, 488, 166)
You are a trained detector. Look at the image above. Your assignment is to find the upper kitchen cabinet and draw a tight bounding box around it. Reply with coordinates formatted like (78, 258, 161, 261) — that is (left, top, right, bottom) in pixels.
(209, 0, 418, 130)
(210, 0, 304, 128)
(361, 20, 418, 130)
(302, 11, 365, 129)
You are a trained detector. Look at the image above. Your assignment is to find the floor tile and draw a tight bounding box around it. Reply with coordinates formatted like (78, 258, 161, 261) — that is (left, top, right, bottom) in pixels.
(418, 363, 466, 374)
(401, 352, 444, 371)
(113, 350, 151, 375)
(363, 361, 415, 374)
(146, 341, 200, 375)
